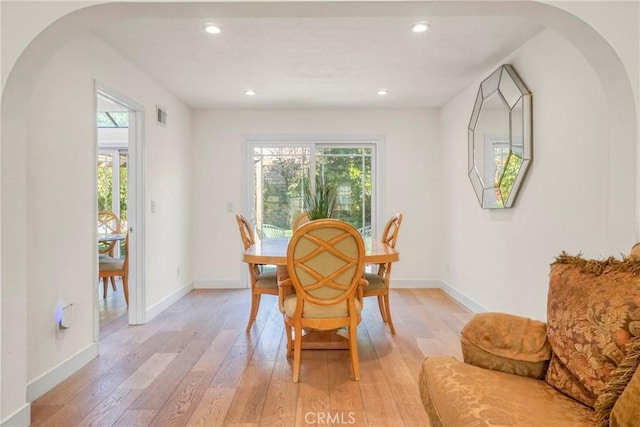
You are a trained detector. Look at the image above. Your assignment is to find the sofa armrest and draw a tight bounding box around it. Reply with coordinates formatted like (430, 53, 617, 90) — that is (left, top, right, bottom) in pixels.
(461, 312, 551, 379)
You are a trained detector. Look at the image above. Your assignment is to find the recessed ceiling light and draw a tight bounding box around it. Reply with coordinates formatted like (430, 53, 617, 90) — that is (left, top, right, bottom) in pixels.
(377, 89, 389, 96)
(203, 23, 221, 34)
(411, 22, 430, 33)
(244, 89, 256, 96)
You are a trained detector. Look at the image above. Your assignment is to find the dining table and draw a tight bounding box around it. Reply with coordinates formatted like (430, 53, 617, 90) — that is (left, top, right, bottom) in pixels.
(98, 233, 126, 243)
(243, 236, 399, 266)
(242, 236, 399, 349)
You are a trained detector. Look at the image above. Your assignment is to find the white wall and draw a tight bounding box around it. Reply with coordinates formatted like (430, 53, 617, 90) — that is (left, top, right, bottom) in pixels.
(1, 1, 638, 424)
(190, 109, 442, 287)
(23, 31, 193, 390)
(441, 28, 631, 321)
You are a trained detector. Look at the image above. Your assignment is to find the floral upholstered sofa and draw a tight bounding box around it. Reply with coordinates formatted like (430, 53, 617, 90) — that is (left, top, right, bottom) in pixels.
(419, 252, 640, 426)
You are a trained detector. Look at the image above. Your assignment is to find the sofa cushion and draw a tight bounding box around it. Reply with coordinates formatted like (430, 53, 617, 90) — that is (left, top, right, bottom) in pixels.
(461, 313, 551, 379)
(419, 356, 595, 427)
(546, 253, 640, 408)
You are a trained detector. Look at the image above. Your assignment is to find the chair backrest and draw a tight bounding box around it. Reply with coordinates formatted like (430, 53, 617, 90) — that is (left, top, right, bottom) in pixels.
(98, 210, 120, 234)
(292, 211, 311, 230)
(287, 219, 365, 309)
(236, 214, 255, 250)
(98, 211, 120, 255)
(376, 213, 402, 277)
(236, 214, 261, 278)
(630, 242, 640, 258)
(381, 213, 403, 248)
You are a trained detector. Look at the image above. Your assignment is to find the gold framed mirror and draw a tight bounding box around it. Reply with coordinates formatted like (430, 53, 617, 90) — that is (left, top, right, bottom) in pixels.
(468, 64, 532, 208)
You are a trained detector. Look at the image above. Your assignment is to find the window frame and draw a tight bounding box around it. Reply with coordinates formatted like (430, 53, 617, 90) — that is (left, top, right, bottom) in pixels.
(243, 134, 384, 239)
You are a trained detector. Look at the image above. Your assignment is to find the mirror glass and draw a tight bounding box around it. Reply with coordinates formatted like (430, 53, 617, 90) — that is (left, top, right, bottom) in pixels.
(468, 65, 532, 208)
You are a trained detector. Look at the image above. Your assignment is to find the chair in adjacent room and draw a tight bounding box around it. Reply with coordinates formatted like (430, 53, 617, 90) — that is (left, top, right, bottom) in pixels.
(292, 211, 311, 230)
(236, 214, 279, 332)
(98, 210, 121, 256)
(98, 210, 121, 293)
(278, 219, 367, 382)
(99, 233, 129, 305)
(363, 212, 403, 334)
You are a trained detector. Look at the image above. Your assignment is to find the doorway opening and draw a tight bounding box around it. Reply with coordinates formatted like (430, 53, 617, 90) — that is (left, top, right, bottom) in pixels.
(95, 84, 146, 334)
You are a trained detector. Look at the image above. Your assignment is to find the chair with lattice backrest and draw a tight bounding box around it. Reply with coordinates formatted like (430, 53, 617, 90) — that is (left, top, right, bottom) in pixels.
(292, 211, 311, 230)
(99, 233, 129, 305)
(98, 210, 121, 256)
(235, 214, 279, 332)
(278, 219, 367, 382)
(363, 213, 403, 334)
(98, 210, 121, 294)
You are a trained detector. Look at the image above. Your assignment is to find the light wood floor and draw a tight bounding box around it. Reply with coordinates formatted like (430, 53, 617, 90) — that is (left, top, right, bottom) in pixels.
(31, 287, 473, 426)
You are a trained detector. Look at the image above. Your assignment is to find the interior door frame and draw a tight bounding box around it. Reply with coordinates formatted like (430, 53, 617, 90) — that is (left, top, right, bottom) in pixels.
(95, 81, 146, 329)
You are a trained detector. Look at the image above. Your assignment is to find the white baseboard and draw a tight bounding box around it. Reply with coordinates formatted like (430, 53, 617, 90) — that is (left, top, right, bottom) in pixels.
(391, 279, 442, 288)
(1, 402, 30, 427)
(26, 342, 98, 402)
(146, 282, 195, 321)
(438, 281, 486, 313)
(194, 280, 245, 289)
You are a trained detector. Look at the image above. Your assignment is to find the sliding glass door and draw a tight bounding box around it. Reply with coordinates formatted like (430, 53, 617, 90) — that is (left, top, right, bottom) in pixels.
(249, 141, 376, 243)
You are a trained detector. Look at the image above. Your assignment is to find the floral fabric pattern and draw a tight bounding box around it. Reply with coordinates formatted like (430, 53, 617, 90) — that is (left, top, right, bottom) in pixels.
(419, 356, 595, 427)
(546, 256, 640, 408)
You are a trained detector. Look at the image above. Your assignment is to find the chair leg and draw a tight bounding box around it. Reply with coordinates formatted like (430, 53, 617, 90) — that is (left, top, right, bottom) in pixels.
(349, 318, 360, 381)
(285, 321, 293, 357)
(110, 276, 117, 291)
(122, 274, 129, 306)
(383, 293, 395, 335)
(293, 324, 303, 382)
(102, 277, 109, 299)
(376, 295, 387, 322)
(245, 293, 261, 332)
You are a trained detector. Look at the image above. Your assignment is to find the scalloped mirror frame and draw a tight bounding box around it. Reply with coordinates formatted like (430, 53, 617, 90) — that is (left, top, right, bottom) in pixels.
(468, 64, 532, 209)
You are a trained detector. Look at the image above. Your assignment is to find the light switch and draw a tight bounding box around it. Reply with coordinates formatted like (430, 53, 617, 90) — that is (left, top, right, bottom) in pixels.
(226, 203, 233, 213)
(151, 200, 156, 213)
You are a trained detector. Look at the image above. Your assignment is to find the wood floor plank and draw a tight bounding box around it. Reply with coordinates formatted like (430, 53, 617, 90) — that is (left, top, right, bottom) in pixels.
(185, 387, 236, 427)
(118, 353, 177, 389)
(77, 388, 143, 426)
(359, 381, 404, 427)
(223, 360, 274, 424)
(294, 351, 330, 426)
(113, 409, 158, 426)
(32, 288, 472, 427)
(130, 338, 211, 410)
(148, 370, 215, 426)
(36, 331, 178, 421)
(192, 329, 240, 373)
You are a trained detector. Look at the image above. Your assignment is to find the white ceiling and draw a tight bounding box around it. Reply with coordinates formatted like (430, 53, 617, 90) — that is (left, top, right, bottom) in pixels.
(92, 14, 543, 109)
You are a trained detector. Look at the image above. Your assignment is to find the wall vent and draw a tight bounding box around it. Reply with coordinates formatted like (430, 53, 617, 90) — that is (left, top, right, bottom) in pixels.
(156, 105, 167, 127)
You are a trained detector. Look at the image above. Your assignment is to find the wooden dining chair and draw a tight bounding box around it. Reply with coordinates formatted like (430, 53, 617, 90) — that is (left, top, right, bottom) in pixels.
(235, 214, 279, 332)
(99, 233, 129, 305)
(98, 210, 121, 293)
(292, 211, 311, 230)
(98, 210, 121, 256)
(363, 213, 403, 334)
(278, 219, 367, 382)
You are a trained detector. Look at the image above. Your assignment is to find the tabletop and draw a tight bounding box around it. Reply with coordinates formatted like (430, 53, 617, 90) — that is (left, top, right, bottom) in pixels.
(243, 237, 399, 265)
(98, 233, 126, 243)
